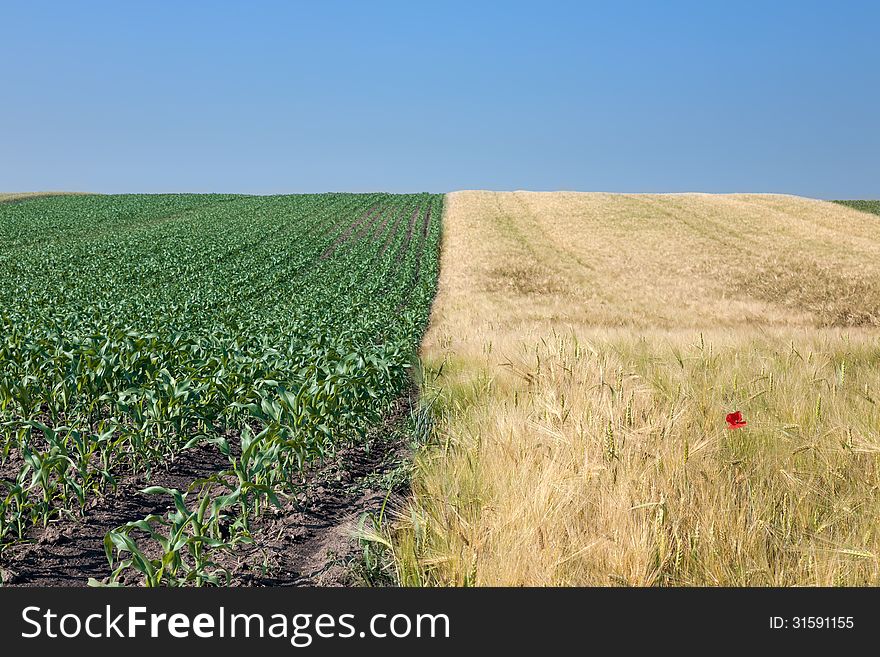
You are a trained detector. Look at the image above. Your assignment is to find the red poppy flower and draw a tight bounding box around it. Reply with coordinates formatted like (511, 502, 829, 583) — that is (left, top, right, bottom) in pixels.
(726, 411, 747, 430)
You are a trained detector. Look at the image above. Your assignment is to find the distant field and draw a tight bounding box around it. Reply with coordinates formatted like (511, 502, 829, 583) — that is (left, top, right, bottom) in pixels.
(0, 192, 91, 203)
(834, 200, 880, 217)
(0, 193, 442, 586)
(390, 192, 880, 586)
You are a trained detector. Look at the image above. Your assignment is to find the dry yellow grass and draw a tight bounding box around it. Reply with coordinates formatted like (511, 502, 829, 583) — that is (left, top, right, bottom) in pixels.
(386, 191, 880, 586)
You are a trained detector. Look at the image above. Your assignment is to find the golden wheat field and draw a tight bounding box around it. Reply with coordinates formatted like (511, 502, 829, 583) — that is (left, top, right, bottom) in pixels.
(388, 191, 880, 586)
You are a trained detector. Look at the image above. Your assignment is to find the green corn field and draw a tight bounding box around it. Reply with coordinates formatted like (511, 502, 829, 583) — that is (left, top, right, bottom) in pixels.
(0, 192, 442, 585)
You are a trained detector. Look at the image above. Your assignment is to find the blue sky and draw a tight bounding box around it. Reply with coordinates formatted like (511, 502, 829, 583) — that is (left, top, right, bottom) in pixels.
(1, 1, 878, 197)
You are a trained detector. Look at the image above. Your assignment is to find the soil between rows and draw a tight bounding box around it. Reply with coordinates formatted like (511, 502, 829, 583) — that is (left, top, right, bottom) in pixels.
(0, 394, 414, 587)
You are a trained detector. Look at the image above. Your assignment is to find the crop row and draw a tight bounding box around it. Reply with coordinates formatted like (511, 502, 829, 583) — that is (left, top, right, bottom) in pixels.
(0, 193, 442, 583)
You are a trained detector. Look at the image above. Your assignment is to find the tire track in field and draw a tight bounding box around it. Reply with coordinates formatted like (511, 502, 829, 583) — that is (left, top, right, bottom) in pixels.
(189, 196, 347, 317)
(343, 202, 422, 311)
(384, 204, 422, 284)
(221, 393, 416, 586)
(230, 199, 383, 316)
(393, 204, 433, 312)
(346, 201, 416, 298)
(320, 204, 382, 260)
(348, 202, 390, 249)
(368, 204, 399, 256)
(376, 204, 407, 259)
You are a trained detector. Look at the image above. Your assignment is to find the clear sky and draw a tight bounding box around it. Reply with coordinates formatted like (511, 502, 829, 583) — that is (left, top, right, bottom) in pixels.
(2, 1, 878, 197)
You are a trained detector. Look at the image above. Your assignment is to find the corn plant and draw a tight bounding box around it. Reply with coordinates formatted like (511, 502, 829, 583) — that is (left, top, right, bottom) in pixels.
(0, 192, 443, 578)
(99, 485, 248, 587)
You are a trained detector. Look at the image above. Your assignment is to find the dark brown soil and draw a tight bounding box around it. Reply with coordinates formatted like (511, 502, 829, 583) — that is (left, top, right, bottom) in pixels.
(221, 424, 410, 587)
(0, 396, 414, 587)
(0, 444, 231, 586)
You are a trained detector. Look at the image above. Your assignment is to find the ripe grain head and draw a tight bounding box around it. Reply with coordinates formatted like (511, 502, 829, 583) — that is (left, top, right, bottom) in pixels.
(396, 191, 880, 586)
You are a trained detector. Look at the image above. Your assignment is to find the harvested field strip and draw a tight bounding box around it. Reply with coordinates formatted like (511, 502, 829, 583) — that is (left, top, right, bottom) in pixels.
(389, 191, 880, 586)
(0, 192, 442, 586)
